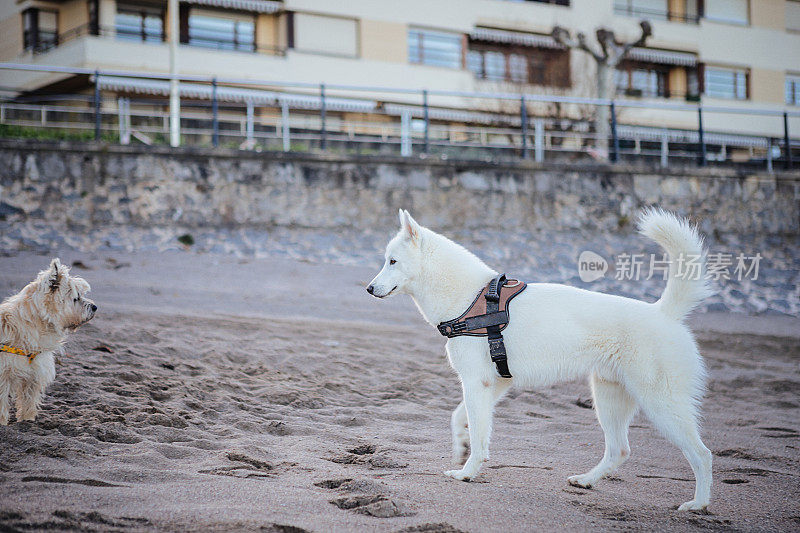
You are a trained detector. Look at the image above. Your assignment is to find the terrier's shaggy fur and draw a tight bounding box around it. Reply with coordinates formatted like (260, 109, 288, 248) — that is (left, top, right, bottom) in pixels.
(0, 259, 96, 424)
(368, 208, 714, 511)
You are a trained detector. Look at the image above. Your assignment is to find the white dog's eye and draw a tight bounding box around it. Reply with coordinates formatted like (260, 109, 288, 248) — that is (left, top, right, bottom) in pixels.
(389, 259, 397, 265)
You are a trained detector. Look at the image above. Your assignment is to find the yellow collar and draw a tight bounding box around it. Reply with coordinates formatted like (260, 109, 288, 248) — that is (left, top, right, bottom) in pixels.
(1, 344, 39, 364)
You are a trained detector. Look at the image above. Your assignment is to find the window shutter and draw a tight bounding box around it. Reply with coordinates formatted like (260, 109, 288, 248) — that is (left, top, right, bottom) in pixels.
(179, 4, 189, 43)
(697, 62, 705, 94)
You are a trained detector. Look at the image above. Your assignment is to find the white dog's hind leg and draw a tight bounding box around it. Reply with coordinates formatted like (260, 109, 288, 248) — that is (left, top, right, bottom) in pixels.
(451, 401, 469, 464)
(640, 397, 712, 511)
(445, 378, 499, 481)
(568, 375, 636, 488)
(451, 380, 512, 465)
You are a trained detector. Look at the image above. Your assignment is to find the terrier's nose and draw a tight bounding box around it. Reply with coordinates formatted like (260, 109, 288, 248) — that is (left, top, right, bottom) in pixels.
(91, 304, 98, 312)
(366, 285, 374, 295)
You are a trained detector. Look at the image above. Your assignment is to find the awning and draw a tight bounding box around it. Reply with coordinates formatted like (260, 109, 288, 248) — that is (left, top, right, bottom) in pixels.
(180, 0, 283, 14)
(626, 47, 697, 66)
(618, 125, 768, 148)
(384, 103, 520, 125)
(97, 76, 376, 112)
(469, 27, 563, 49)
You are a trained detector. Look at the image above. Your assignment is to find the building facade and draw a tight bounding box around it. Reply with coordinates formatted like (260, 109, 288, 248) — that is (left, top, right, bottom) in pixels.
(0, 0, 798, 143)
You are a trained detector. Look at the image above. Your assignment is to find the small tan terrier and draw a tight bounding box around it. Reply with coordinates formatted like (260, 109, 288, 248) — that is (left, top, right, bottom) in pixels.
(0, 258, 97, 424)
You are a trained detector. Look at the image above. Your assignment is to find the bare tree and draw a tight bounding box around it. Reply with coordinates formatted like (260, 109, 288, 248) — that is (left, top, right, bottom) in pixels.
(552, 21, 652, 158)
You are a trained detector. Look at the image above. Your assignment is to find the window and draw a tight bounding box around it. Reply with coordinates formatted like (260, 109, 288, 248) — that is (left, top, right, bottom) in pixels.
(614, 0, 700, 23)
(615, 62, 669, 97)
(704, 0, 749, 25)
(467, 41, 570, 86)
(615, 0, 669, 21)
(409, 29, 463, 69)
(787, 1, 800, 32)
(116, 3, 164, 42)
(294, 14, 357, 57)
(188, 9, 255, 51)
(787, 74, 800, 105)
(704, 66, 748, 99)
(23, 9, 58, 52)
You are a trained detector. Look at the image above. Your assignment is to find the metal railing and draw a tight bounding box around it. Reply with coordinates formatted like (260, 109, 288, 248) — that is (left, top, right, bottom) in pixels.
(27, 24, 286, 57)
(0, 62, 798, 171)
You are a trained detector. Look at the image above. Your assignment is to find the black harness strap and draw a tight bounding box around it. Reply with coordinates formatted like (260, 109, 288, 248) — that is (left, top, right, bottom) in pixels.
(484, 275, 512, 378)
(437, 273, 524, 379)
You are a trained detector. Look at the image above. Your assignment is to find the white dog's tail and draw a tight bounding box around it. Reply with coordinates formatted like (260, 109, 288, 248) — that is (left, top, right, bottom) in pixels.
(638, 208, 712, 321)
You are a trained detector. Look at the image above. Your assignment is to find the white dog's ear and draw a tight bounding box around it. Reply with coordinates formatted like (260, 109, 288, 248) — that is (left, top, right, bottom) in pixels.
(47, 258, 63, 292)
(400, 209, 420, 244)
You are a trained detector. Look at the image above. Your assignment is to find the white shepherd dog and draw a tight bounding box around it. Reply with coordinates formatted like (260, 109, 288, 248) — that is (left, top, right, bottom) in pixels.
(367, 208, 713, 511)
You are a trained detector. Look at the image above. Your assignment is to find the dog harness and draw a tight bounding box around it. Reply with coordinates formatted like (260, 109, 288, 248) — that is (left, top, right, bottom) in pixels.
(437, 274, 527, 378)
(1, 344, 39, 364)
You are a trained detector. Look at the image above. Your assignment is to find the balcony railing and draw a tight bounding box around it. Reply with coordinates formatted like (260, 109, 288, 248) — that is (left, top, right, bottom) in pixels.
(31, 23, 286, 56)
(613, 4, 700, 24)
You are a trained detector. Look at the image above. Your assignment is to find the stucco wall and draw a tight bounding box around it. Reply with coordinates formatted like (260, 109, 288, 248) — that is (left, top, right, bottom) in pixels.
(0, 140, 797, 238)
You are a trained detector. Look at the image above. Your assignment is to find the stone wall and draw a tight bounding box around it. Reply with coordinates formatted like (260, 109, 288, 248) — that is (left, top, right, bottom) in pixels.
(0, 140, 798, 238)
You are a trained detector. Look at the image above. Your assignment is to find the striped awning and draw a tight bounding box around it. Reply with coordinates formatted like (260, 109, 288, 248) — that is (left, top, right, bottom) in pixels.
(180, 0, 283, 14)
(626, 47, 697, 66)
(384, 103, 520, 125)
(469, 27, 562, 49)
(97, 76, 376, 112)
(617, 125, 768, 148)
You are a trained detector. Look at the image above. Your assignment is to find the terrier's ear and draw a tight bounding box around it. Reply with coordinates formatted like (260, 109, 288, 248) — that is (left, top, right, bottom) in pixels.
(401, 210, 420, 244)
(48, 258, 62, 292)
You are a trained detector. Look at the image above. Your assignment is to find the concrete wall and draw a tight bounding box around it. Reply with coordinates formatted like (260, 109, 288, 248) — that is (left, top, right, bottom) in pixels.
(0, 141, 797, 238)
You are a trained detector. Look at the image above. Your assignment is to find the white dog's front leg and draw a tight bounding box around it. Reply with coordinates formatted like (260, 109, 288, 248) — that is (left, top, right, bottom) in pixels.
(0, 379, 10, 425)
(15, 379, 44, 422)
(445, 379, 494, 481)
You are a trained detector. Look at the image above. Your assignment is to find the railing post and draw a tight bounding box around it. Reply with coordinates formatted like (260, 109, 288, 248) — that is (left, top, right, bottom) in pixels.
(320, 83, 327, 150)
(281, 100, 290, 152)
(400, 110, 411, 157)
(211, 77, 219, 147)
(784, 111, 793, 170)
(94, 69, 101, 141)
(610, 101, 619, 163)
(660, 130, 669, 167)
(697, 106, 706, 166)
(118, 97, 130, 145)
(520, 95, 528, 159)
(246, 101, 254, 145)
(766, 138, 773, 173)
(534, 118, 544, 163)
(423, 89, 429, 154)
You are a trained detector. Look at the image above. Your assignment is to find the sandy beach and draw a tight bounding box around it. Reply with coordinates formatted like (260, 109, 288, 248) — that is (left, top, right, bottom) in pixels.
(0, 250, 798, 532)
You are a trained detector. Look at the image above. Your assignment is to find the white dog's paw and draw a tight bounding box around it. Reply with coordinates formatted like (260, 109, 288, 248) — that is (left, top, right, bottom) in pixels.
(677, 500, 708, 512)
(567, 474, 594, 489)
(444, 469, 474, 482)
